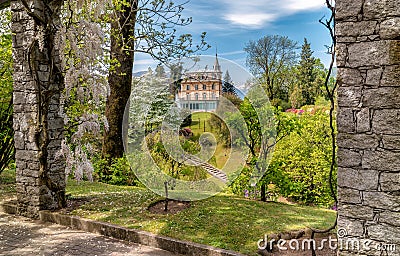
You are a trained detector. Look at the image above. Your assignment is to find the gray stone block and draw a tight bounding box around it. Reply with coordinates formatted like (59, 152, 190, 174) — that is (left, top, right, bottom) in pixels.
(338, 167, 379, 191)
(372, 109, 400, 135)
(379, 172, 400, 192)
(336, 21, 377, 37)
(364, 87, 400, 108)
(365, 68, 382, 86)
(382, 135, 400, 150)
(367, 223, 400, 244)
(381, 65, 400, 86)
(337, 107, 356, 133)
(339, 204, 375, 221)
(356, 108, 371, 133)
(363, 0, 400, 20)
(337, 216, 365, 237)
(338, 87, 362, 107)
(379, 211, 400, 227)
(337, 133, 379, 150)
(336, 0, 363, 20)
(338, 187, 362, 204)
(338, 149, 362, 168)
(380, 18, 400, 39)
(348, 41, 391, 68)
(362, 150, 400, 171)
(337, 68, 364, 86)
(363, 192, 400, 211)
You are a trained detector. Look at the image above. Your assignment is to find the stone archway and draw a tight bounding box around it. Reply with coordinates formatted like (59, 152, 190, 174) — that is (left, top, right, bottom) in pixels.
(336, 0, 400, 254)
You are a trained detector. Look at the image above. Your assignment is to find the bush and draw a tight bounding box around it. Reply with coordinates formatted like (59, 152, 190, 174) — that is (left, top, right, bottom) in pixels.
(270, 109, 336, 206)
(228, 166, 253, 196)
(0, 11, 14, 176)
(94, 156, 139, 186)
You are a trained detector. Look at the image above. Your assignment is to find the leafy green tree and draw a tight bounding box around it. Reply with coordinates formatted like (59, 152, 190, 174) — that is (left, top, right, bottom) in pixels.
(0, 10, 12, 102)
(209, 94, 242, 147)
(270, 108, 336, 206)
(226, 89, 298, 201)
(146, 131, 207, 181)
(244, 35, 298, 108)
(0, 9, 13, 175)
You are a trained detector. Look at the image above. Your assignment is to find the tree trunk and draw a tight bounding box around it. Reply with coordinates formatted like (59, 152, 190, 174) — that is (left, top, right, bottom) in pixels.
(261, 183, 266, 202)
(102, 1, 137, 163)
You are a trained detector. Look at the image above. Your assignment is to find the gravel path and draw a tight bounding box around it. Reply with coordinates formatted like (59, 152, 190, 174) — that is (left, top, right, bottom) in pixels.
(0, 213, 180, 256)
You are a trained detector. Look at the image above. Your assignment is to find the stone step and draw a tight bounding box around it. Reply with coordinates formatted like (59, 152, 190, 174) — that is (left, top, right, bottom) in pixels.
(185, 156, 228, 183)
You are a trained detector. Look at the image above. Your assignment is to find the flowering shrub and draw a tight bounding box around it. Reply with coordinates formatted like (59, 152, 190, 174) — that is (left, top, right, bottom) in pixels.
(285, 108, 304, 115)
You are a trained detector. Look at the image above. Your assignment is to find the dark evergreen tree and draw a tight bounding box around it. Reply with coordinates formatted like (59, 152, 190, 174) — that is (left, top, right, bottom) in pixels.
(222, 70, 237, 96)
(155, 64, 166, 78)
(290, 38, 318, 107)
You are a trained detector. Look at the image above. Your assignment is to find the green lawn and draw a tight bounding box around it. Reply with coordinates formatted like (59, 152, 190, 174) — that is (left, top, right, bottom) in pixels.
(187, 112, 213, 134)
(0, 168, 336, 256)
(0, 167, 16, 202)
(66, 180, 336, 255)
(185, 112, 231, 169)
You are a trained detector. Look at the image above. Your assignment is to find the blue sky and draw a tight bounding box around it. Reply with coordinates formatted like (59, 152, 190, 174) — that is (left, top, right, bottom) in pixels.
(134, 0, 333, 73)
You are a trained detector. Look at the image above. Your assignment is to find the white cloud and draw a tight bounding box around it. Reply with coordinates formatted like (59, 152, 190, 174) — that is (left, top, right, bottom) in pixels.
(224, 13, 276, 28)
(219, 0, 326, 28)
(285, 0, 326, 11)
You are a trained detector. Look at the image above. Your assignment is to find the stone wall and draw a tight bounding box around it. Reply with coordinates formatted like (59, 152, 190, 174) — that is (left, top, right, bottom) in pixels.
(11, 0, 65, 218)
(336, 0, 400, 255)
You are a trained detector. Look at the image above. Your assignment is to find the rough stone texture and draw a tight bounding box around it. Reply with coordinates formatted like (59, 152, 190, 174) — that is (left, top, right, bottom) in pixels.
(379, 172, 400, 192)
(338, 168, 379, 191)
(11, 0, 65, 218)
(381, 65, 400, 86)
(338, 188, 362, 204)
(336, 0, 400, 255)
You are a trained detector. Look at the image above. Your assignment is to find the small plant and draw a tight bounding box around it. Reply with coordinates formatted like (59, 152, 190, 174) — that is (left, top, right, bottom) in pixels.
(94, 156, 139, 186)
(163, 179, 177, 211)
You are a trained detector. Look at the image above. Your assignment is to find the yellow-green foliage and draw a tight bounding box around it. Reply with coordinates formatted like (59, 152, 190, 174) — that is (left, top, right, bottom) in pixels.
(270, 107, 336, 206)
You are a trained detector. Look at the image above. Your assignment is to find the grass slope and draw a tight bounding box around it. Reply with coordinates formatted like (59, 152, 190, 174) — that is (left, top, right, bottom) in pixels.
(0, 169, 336, 255)
(67, 181, 336, 256)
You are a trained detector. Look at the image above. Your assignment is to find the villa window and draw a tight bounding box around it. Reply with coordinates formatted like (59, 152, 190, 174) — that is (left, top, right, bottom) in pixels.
(212, 93, 216, 99)
(186, 93, 190, 100)
(203, 84, 206, 90)
(212, 83, 215, 90)
(195, 93, 199, 100)
(195, 84, 199, 90)
(186, 85, 190, 90)
(203, 93, 207, 100)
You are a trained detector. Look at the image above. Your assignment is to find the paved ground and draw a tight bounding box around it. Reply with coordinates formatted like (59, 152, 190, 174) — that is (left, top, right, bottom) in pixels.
(0, 213, 180, 256)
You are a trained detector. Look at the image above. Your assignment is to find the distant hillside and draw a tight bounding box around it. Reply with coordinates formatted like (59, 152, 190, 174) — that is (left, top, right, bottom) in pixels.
(133, 71, 148, 77)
